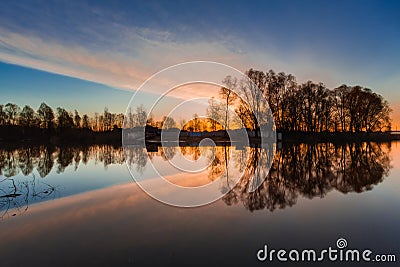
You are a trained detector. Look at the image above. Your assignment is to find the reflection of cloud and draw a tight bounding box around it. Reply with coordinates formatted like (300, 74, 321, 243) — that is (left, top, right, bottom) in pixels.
(0, 181, 241, 266)
(0, 181, 226, 241)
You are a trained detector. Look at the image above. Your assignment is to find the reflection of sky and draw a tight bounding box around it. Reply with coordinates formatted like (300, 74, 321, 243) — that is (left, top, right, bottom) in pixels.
(0, 150, 399, 266)
(0, 157, 132, 208)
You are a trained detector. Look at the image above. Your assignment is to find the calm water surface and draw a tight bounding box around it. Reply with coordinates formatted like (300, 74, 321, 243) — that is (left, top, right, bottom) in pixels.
(0, 142, 399, 266)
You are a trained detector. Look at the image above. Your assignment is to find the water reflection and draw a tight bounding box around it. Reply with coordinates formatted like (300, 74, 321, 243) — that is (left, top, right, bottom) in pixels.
(0, 142, 392, 217)
(0, 145, 125, 178)
(223, 142, 391, 212)
(0, 145, 125, 218)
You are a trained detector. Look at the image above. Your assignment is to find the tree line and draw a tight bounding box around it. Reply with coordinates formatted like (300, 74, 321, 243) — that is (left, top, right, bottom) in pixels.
(241, 69, 391, 132)
(0, 102, 125, 132)
(157, 68, 392, 134)
(1, 68, 392, 135)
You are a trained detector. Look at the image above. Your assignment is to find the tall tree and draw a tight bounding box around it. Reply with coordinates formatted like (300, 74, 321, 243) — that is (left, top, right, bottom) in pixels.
(220, 76, 237, 130)
(332, 85, 351, 132)
(346, 86, 391, 132)
(206, 97, 223, 131)
(103, 107, 112, 131)
(19, 105, 36, 127)
(82, 114, 90, 129)
(93, 112, 99, 131)
(4, 103, 20, 125)
(37, 102, 54, 129)
(56, 107, 74, 129)
(74, 110, 81, 128)
(0, 104, 6, 126)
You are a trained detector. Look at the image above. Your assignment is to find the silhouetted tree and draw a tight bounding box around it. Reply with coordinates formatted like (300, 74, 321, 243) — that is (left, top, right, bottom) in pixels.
(56, 107, 74, 129)
(296, 81, 332, 132)
(220, 76, 238, 130)
(240, 69, 391, 133)
(82, 114, 90, 129)
(37, 102, 54, 130)
(332, 85, 351, 132)
(4, 103, 20, 125)
(74, 110, 81, 128)
(93, 112, 99, 131)
(235, 73, 273, 134)
(0, 67, 392, 136)
(0, 104, 6, 125)
(346, 86, 391, 132)
(103, 107, 112, 131)
(19, 105, 36, 127)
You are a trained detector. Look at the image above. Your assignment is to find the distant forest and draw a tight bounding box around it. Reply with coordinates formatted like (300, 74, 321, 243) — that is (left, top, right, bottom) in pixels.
(0, 102, 124, 132)
(0, 68, 392, 143)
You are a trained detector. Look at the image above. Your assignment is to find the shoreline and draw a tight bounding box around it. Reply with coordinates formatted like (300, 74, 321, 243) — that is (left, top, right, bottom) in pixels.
(1, 126, 399, 146)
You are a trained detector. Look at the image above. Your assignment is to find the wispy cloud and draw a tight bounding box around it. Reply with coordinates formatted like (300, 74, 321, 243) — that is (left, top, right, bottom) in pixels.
(0, 25, 252, 100)
(0, 2, 289, 99)
(0, 27, 151, 89)
(0, 0, 397, 107)
(0, 0, 338, 101)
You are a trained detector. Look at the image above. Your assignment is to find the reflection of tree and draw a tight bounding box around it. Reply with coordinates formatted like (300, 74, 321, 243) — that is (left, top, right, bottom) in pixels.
(0, 143, 392, 215)
(2, 150, 19, 177)
(223, 142, 391, 212)
(125, 146, 148, 174)
(160, 146, 176, 161)
(0, 145, 127, 218)
(37, 146, 55, 177)
(179, 145, 233, 185)
(207, 146, 226, 182)
(179, 146, 201, 161)
(18, 147, 38, 176)
(57, 147, 74, 173)
(0, 145, 126, 179)
(332, 143, 390, 193)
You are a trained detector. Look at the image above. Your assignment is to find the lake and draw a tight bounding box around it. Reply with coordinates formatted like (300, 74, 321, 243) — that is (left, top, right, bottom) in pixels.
(0, 142, 399, 266)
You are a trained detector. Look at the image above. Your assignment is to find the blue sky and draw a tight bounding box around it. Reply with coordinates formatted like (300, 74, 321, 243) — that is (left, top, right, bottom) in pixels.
(0, 0, 399, 121)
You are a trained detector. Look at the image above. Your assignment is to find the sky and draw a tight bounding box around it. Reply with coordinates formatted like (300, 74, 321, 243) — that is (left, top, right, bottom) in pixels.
(0, 0, 400, 124)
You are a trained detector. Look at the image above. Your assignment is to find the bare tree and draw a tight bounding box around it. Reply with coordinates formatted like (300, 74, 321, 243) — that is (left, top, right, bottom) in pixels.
(220, 76, 238, 130)
(162, 116, 176, 129)
(135, 105, 147, 127)
(206, 97, 223, 131)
